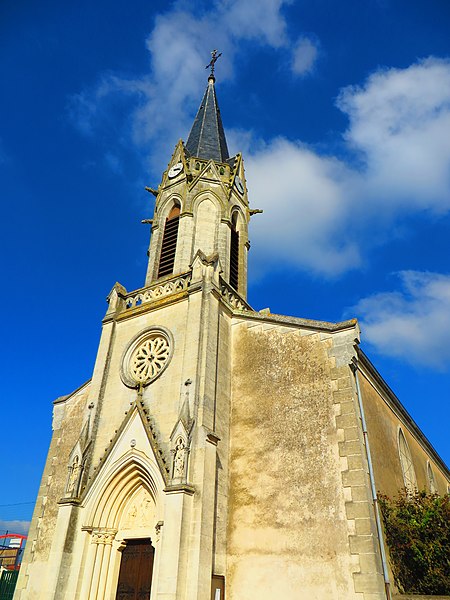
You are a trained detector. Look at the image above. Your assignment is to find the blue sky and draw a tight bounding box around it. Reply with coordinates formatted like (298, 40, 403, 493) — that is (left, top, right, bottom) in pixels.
(1, 0, 450, 534)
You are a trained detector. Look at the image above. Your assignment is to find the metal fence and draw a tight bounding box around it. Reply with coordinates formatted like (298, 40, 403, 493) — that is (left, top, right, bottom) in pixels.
(0, 569, 19, 600)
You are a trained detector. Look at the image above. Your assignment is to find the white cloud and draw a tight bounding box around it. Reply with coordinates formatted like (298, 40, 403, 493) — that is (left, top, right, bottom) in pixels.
(246, 58, 450, 275)
(291, 36, 319, 76)
(352, 271, 450, 369)
(337, 58, 450, 213)
(220, 0, 290, 48)
(0, 519, 30, 535)
(69, 3, 450, 279)
(69, 0, 294, 170)
(246, 138, 361, 276)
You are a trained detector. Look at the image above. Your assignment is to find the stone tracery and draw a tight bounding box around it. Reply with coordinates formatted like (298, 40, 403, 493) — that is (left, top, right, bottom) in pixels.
(121, 327, 174, 388)
(130, 335, 170, 383)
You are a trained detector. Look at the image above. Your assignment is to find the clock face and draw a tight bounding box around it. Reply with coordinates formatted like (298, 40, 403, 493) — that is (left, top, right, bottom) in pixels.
(168, 162, 183, 179)
(234, 175, 244, 195)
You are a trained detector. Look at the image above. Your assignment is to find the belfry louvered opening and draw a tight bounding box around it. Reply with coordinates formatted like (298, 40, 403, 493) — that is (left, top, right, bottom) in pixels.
(158, 205, 180, 278)
(229, 213, 239, 291)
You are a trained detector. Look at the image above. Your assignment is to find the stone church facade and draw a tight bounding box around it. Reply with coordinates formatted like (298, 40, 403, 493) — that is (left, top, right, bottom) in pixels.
(15, 74, 450, 600)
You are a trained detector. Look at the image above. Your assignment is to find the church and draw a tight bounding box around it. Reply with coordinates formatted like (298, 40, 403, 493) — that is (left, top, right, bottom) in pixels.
(15, 65, 450, 600)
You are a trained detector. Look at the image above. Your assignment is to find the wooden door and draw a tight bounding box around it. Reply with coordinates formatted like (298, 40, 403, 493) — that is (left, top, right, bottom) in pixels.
(115, 539, 155, 600)
(211, 574, 225, 600)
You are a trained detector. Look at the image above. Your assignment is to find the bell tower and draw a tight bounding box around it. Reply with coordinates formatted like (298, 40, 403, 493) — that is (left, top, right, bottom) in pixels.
(15, 62, 258, 600)
(145, 74, 250, 299)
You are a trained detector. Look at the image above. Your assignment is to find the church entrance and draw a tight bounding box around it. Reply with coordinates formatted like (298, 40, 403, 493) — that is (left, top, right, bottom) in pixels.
(115, 538, 155, 600)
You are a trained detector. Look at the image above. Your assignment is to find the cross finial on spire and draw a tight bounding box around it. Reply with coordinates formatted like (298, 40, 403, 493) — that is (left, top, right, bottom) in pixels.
(206, 49, 222, 79)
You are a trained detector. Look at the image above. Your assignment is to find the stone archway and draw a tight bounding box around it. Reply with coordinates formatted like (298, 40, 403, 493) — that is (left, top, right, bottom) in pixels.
(79, 455, 162, 600)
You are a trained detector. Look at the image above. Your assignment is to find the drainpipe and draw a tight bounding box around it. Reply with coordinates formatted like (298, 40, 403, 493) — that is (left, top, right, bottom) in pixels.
(352, 360, 391, 600)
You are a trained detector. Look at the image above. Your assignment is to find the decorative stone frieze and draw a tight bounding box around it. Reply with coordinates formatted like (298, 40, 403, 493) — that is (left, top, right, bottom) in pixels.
(124, 273, 190, 310)
(220, 279, 251, 311)
(91, 528, 117, 545)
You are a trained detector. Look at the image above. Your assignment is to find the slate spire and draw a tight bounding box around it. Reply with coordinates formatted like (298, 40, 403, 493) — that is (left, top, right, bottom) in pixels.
(185, 75, 230, 163)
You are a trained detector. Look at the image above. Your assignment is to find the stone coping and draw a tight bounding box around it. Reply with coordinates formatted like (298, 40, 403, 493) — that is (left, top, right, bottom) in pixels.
(234, 307, 359, 333)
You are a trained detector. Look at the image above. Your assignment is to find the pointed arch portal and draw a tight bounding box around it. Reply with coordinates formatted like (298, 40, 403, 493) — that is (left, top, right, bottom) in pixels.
(79, 453, 164, 600)
(90, 456, 159, 530)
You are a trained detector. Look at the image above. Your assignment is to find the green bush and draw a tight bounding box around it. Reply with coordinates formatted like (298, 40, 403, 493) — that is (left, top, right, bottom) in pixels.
(379, 490, 450, 595)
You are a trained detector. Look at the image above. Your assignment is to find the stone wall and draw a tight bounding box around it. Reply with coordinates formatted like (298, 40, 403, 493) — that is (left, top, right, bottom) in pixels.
(227, 318, 384, 599)
(15, 384, 90, 599)
(358, 369, 450, 497)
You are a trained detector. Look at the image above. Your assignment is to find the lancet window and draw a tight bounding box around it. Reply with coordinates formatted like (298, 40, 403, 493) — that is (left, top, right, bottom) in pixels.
(427, 462, 437, 493)
(229, 211, 239, 290)
(158, 203, 180, 278)
(398, 429, 417, 494)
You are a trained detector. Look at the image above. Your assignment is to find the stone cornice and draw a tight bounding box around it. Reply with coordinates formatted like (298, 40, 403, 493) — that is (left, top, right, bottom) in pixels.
(163, 484, 195, 496)
(57, 497, 81, 506)
(112, 290, 189, 322)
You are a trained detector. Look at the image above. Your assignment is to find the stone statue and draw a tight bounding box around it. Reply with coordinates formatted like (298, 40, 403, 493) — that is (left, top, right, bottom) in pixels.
(173, 438, 186, 478)
(67, 455, 81, 495)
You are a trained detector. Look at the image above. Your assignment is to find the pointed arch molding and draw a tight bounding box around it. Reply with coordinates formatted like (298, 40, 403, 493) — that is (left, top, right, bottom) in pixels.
(157, 194, 184, 227)
(77, 449, 165, 600)
(84, 451, 165, 530)
(230, 205, 246, 227)
(191, 188, 226, 215)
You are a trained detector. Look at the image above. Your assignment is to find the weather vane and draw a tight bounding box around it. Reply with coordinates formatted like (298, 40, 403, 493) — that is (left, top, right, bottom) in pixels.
(206, 49, 222, 77)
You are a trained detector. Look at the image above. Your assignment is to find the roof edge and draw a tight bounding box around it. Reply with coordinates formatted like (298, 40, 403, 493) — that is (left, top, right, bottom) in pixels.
(53, 379, 92, 405)
(356, 348, 450, 479)
(232, 309, 359, 333)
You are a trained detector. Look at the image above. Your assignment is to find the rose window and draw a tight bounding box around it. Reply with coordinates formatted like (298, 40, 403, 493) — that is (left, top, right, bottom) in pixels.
(130, 336, 170, 383)
(121, 327, 173, 388)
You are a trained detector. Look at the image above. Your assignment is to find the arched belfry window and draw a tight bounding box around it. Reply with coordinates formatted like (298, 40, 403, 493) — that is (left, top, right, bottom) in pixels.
(398, 429, 417, 494)
(158, 203, 180, 278)
(229, 212, 239, 290)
